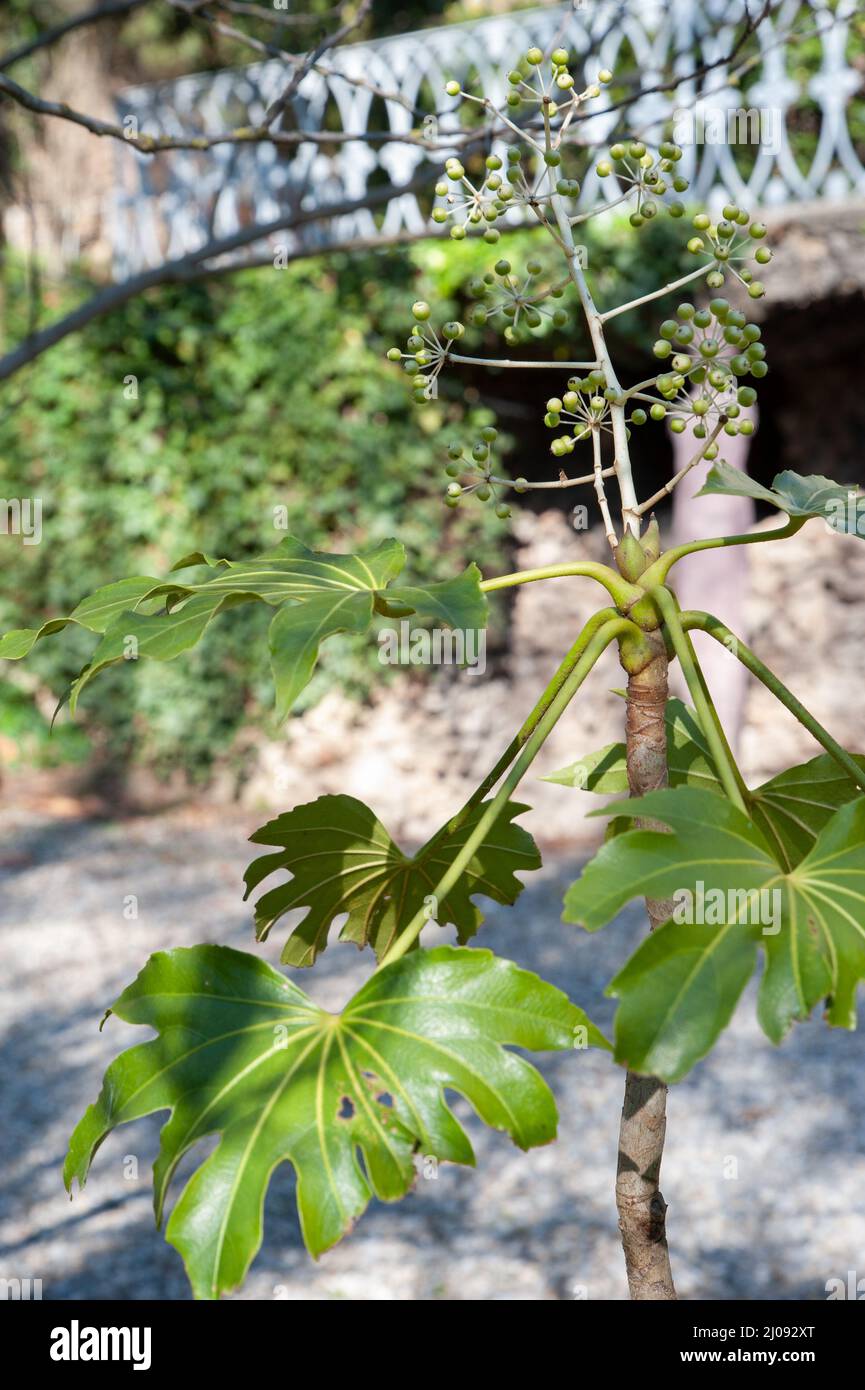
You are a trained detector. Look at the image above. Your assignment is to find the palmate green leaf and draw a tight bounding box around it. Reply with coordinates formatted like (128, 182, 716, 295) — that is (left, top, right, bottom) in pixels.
(0, 577, 162, 660)
(563, 786, 865, 1081)
(546, 699, 865, 870)
(65, 943, 607, 1298)
(245, 794, 541, 966)
(1, 537, 488, 722)
(697, 461, 862, 534)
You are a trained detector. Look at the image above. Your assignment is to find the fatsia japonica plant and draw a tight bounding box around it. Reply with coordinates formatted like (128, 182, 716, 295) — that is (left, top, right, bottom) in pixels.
(5, 46, 865, 1303)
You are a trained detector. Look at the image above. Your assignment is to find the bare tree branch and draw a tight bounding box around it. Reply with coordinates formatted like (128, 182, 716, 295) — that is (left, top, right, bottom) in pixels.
(263, 0, 372, 127)
(0, 171, 432, 383)
(0, 0, 151, 73)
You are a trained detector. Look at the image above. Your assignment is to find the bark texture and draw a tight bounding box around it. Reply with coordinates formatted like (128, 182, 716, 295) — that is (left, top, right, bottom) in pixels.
(617, 634, 678, 1300)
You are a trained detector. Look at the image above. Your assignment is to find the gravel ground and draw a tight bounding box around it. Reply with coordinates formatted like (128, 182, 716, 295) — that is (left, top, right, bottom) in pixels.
(1, 808, 863, 1302)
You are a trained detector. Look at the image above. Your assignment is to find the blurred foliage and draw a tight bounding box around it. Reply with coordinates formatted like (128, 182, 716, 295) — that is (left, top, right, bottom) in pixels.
(0, 215, 686, 781)
(0, 246, 503, 780)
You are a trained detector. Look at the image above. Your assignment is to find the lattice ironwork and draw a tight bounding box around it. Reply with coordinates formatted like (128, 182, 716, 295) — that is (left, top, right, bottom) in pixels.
(109, 0, 865, 278)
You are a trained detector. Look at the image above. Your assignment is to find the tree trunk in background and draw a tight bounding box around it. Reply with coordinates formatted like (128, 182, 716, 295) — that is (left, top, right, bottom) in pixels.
(670, 417, 756, 750)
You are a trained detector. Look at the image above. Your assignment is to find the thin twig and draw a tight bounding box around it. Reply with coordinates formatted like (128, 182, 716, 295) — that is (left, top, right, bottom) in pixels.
(635, 419, 726, 516)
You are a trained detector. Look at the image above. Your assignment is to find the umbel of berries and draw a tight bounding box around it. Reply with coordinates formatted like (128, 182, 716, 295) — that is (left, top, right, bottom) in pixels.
(386, 48, 775, 518)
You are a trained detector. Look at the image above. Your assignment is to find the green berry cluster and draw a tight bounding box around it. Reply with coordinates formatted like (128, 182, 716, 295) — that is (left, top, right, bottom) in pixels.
(595, 139, 691, 222)
(544, 370, 621, 455)
(683, 204, 771, 294)
(465, 257, 568, 344)
(645, 297, 766, 438)
(433, 152, 511, 244)
(442, 426, 520, 518)
(503, 46, 609, 110)
(386, 299, 470, 404)
(433, 52, 612, 241)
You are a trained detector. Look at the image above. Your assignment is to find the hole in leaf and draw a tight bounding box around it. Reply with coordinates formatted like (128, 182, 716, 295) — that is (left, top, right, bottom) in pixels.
(337, 1096, 355, 1121)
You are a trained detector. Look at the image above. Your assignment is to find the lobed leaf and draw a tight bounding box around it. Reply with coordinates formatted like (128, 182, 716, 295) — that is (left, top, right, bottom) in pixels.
(697, 462, 862, 533)
(65, 944, 607, 1298)
(1, 537, 488, 722)
(563, 786, 865, 1081)
(245, 794, 541, 965)
(548, 699, 865, 869)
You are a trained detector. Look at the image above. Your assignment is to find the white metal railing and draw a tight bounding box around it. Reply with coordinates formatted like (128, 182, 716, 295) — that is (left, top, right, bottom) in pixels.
(110, 0, 865, 277)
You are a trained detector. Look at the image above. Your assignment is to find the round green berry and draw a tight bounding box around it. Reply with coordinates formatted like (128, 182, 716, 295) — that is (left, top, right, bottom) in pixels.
(650, 403, 667, 421)
(630, 408, 647, 425)
(495, 502, 511, 519)
(670, 417, 686, 434)
(526, 47, 543, 64)
(653, 339, 672, 358)
(445, 80, 460, 97)
(446, 482, 462, 498)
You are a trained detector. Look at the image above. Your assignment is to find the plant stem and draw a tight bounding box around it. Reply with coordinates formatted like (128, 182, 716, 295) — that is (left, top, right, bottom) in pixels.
(446, 353, 599, 370)
(480, 562, 641, 608)
(634, 420, 726, 517)
(599, 264, 708, 324)
(547, 191, 640, 535)
(618, 620, 677, 1300)
(378, 615, 635, 969)
(679, 610, 865, 793)
(652, 588, 748, 812)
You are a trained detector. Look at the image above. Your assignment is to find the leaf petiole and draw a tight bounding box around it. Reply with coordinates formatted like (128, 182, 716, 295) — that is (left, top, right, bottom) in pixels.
(680, 610, 865, 794)
(378, 614, 638, 968)
(652, 587, 748, 813)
